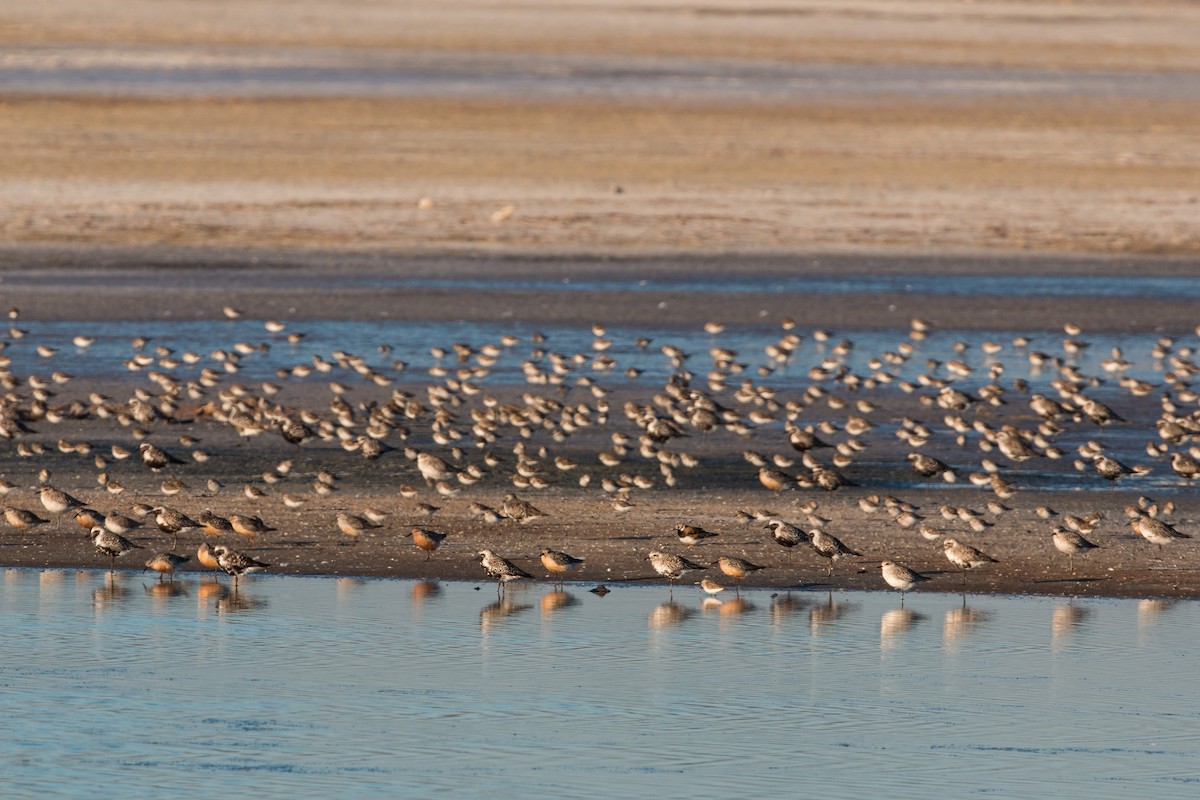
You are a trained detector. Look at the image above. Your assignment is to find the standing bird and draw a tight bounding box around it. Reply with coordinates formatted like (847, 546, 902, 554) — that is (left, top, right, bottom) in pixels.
(716, 556, 765, 595)
(1130, 515, 1190, 554)
(758, 467, 794, 492)
(942, 538, 999, 582)
(39, 485, 85, 515)
(90, 525, 143, 570)
(501, 492, 546, 524)
(907, 453, 956, 483)
(196, 542, 222, 572)
(540, 548, 586, 584)
(4, 506, 49, 530)
(1051, 527, 1100, 574)
(409, 527, 447, 560)
(647, 550, 707, 592)
(139, 442, 185, 471)
(144, 552, 190, 581)
(674, 523, 719, 546)
(337, 512, 381, 544)
(415, 451, 457, 485)
(154, 506, 200, 548)
(229, 514, 276, 541)
(764, 518, 805, 549)
(807, 528, 862, 576)
(478, 549, 531, 593)
(198, 509, 235, 537)
(211, 544, 270, 586)
(880, 560, 931, 603)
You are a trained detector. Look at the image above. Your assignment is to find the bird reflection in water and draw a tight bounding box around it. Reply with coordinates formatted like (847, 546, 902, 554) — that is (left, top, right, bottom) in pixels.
(1138, 599, 1178, 640)
(197, 578, 227, 604)
(39, 570, 66, 590)
(480, 597, 532, 631)
(195, 578, 266, 614)
(411, 580, 441, 606)
(91, 572, 130, 611)
(769, 593, 807, 626)
(1050, 602, 1091, 649)
(880, 608, 925, 651)
(718, 596, 755, 617)
(540, 589, 578, 616)
(215, 587, 267, 615)
(943, 600, 990, 645)
(809, 592, 852, 632)
(143, 580, 189, 603)
(649, 601, 694, 629)
(335, 577, 366, 603)
(1138, 598, 1177, 623)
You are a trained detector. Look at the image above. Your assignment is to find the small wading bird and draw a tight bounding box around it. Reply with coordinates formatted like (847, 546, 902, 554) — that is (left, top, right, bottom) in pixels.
(479, 549, 531, 594)
(144, 552, 190, 581)
(90, 526, 143, 570)
(540, 548, 585, 584)
(211, 545, 270, 587)
(410, 527, 447, 560)
(647, 551, 707, 594)
(880, 560, 931, 604)
(1051, 527, 1100, 574)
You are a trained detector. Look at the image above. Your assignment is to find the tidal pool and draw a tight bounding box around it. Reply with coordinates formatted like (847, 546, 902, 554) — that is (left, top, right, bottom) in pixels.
(2, 569, 1197, 798)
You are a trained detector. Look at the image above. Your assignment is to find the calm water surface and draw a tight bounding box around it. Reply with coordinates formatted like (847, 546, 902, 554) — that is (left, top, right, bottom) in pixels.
(3, 569, 1197, 798)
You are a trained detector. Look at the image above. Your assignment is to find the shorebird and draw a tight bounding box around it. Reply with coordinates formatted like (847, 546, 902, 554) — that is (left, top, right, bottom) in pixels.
(807, 528, 862, 576)
(154, 506, 200, 546)
(540, 548, 585, 584)
(908, 453, 956, 483)
(1130, 515, 1190, 554)
(211, 545, 270, 586)
(415, 451, 457, 485)
(73, 508, 105, 531)
(144, 552, 190, 581)
(198, 509, 234, 536)
(880, 560, 931, 603)
(942, 538, 998, 582)
(90, 526, 143, 570)
(139, 442, 185, 471)
(758, 467, 794, 492)
(39, 486, 84, 515)
(674, 523, 719, 546)
(229, 514, 275, 540)
(500, 492, 545, 524)
(764, 518, 805, 549)
(4, 506, 49, 530)
(699, 578, 725, 597)
(716, 556, 764, 595)
(478, 549, 531, 593)
(409, 527, 446, 559)
(103, 511, 142, 536)
(1051, 527, 1100, 573)
(196, 542, 221, 572)
(647, 551, 707, 591)
(337, 512, 381, 544)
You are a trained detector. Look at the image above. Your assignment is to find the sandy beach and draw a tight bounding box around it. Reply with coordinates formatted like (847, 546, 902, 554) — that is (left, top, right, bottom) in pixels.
(2, 1, 1199, 597)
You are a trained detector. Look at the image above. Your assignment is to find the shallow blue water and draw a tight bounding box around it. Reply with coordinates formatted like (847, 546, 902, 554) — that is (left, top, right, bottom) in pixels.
(2, 569, 1198, 799)
(3, 317, 1178, 389)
